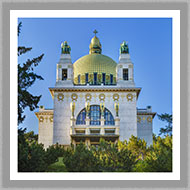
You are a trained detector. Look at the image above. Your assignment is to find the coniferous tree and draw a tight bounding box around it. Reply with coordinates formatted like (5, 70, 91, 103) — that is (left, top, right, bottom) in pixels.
(157, 113, 172, 136)
(17, 22, 44, 124)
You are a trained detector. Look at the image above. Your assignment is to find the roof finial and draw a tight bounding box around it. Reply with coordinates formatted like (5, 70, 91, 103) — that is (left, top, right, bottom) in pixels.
(93, 29, 98, 36)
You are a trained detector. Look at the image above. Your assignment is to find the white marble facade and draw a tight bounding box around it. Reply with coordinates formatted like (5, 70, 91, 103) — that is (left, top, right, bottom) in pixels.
(35, 35, 156, 149)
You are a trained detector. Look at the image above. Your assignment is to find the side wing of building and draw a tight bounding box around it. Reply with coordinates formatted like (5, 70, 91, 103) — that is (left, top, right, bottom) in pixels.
(35, 107, 54, 149)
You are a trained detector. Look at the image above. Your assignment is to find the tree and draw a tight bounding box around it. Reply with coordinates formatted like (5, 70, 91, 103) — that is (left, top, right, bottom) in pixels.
(133, 135, 172, 172)
(63, 143, 100, 172)
(157, 113, 172, 136)
(17, 22, 44, 124)
(45, 144, 65, 166)
(127, 135, 148, 160)
(18, 128, 47, 172)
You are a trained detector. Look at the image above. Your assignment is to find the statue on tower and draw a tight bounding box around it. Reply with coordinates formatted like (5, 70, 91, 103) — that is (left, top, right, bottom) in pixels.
(120, 41, 129, 54)
(61, 41, 71, 54)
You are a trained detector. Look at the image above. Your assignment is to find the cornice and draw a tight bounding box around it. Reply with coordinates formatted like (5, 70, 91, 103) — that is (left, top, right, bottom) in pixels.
(137, 112, 156, 118)
(35, 111, 54, 118)
(49, 87, 141, 99)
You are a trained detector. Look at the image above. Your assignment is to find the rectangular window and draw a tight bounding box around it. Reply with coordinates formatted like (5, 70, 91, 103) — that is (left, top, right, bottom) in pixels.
(62, 69, 67, 80)
(105, 129, 115, 135)
(76, 130, 85, 135)
(110, 74, 113, 84)
(85, 73, 88, 84)
(94, 73, 97, 85)
(123, 69, 128, 80)
(90, 129, 100, 135)
(102, 73, 106, 84)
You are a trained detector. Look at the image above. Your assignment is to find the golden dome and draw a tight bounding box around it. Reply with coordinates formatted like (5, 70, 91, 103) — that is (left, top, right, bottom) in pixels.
(73, 54, 117, 85)
(89, 36, 102, 54)
(73, 30, 117, 85)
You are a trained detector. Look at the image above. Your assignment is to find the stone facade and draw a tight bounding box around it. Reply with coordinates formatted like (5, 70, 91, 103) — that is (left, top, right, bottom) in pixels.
(35, 107, 53, 149)
(35, 33, 156, 149)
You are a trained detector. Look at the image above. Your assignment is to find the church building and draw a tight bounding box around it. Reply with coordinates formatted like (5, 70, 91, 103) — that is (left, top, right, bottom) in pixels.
(35, 30, 156, 149)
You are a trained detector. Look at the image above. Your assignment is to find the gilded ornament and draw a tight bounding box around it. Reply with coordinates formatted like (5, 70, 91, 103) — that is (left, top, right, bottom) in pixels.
(74, 77, 78, 84)
(81, 75, 85, 84)
(39, 116, 44, 122)
(79, 93, 83, 99)
(121, 94, 125, 101)
(99, 93, 105, 101)
(126, 93, 133, 101)
(119, 65, 123, 68)
(128, 65, 133, 68)
(143, 117, 146, 121)
(98, 74, 102, 83)
(106, 75, 110, 83)
(71, 93, 78, 101)
(137, 116, 141, 123)
(66, 93, 70, 101)
(49, 116, 53, 122)
(114, 102, 119, 117)
(70, 102, 76, 117)
(113, 77, 116, 83)
(89, 74, 93, 84)
(100, 102, 105, 116)
(147, 116, 152, 123)
(113, 93, 119, 101)
(85, 93, 92, 101)
(57, 93, 64, 101)
(107, 94, 111, 100)
(58, 65, 62, 68)
(85, 102, 90, 117)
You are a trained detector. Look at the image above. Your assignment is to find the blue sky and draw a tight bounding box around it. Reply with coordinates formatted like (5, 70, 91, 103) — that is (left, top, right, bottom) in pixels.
(18, 18, 172, 135)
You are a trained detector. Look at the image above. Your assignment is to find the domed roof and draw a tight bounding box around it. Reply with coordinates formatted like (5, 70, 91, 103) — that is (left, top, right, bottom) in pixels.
(73, 54, 117, 78)
(73, 30, 117, 85)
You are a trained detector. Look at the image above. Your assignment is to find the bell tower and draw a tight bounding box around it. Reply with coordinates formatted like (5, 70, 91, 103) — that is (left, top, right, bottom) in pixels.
(55, 41, 73, 87)
(116, 41, 135, 87)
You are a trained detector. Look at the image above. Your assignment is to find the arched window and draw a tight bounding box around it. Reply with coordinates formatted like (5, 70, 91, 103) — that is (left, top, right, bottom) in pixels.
(76, 108, 86, 125)
(90, 105, 101, 125)
(104, 108, 115, 125)
(76, 105, 115, 126)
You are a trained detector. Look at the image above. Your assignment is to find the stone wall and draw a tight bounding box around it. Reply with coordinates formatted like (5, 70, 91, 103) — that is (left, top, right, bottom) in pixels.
(137, 114, 153, 146)
(53, 90, 138, 145)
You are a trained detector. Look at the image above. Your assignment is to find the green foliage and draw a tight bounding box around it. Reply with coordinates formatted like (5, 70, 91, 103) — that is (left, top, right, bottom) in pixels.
(18, 22, 44, 124)
(133, 135, 172, 172)
(45, 144, 65, 165)
(157, 113, 172, 136)
(91, 139, 136, 172)
(46, 157, 67, 172)
(18, 130, 172, 172)
(63, 143, 100, 172)
(18, 128, 47, 172)
(127, 136, 148, 160)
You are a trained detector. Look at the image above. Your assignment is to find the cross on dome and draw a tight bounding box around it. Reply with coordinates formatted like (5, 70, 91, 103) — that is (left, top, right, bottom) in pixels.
(93, 29, 98, 36)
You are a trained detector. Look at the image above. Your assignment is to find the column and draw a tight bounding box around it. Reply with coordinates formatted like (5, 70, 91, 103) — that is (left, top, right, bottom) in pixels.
(72, 139, 76, 148)
(100, 127, 105, 135)
(70, 116, 76, 135)
(85, 117, 90, 135)
(100, 116, 105, 135)
(100, 117, 105, 126)
(115, 117, 120, 135)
